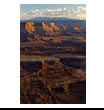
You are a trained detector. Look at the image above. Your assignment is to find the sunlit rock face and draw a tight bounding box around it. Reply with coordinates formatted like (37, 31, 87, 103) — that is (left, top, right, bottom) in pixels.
(20, 21, 85, 42)
(25, 22, 35, 34)
(50, 22, 60, 31)
(25, 22, 61, 37)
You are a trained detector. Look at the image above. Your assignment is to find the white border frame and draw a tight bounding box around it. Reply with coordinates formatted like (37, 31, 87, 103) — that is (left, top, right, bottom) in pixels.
(0, 0, 104, 108)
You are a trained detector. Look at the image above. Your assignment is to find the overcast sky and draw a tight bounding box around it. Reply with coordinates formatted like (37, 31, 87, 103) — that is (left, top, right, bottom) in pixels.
(20, 4, 86, 20)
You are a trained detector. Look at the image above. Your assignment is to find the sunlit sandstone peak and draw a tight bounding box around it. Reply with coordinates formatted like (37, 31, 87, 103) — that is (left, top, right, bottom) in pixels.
(25, 22, 61, 37)
(50, 22, 60, 30)
(25, 22, 35, 34)
(23, 21, 85, 41)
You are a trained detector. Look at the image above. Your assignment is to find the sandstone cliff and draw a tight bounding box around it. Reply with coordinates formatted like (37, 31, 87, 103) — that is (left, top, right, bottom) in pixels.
(24, 22, 83, 39)
(25, 22, 61, 38)
(20, 22, 85, 42)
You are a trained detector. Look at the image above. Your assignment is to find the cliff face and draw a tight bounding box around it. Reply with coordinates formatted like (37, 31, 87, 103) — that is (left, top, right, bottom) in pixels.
(20, 21, 86, 42)
(25, 22, 35, 35)
(23, 22, 84, 41)
(25, 22, 61, 37)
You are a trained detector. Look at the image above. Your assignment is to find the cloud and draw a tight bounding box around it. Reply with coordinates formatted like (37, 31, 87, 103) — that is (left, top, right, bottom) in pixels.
(20, 7, 86, 20)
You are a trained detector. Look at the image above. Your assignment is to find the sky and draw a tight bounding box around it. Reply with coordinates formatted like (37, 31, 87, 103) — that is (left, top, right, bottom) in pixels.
(20, 4, 86, 20)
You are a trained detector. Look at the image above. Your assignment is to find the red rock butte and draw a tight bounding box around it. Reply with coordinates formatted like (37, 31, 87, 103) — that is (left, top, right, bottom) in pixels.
(25, 22, 61, 37)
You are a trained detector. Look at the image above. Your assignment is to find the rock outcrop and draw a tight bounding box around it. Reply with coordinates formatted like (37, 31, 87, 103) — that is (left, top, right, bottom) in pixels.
(20, 21, 86, 42)
(25, 22, 35, 35)
(25, 22, 61, 38)
(25, 22, 83, 38)
(20, 59, 86, 104)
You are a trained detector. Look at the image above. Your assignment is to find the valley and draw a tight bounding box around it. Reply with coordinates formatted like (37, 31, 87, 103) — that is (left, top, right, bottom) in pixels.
(20, 20, 86, 104)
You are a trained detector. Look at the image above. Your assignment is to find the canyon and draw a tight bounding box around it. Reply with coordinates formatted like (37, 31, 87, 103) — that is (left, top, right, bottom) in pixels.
(20, 20, 86, 104)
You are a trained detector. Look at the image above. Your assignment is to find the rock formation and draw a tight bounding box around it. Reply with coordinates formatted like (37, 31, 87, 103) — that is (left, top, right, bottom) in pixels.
(25, 22, 82, 37)
(20, 21, 85, 42)
(20, 59, 86, 104)
(25, 22, 35, 35)
(25, 22, 61, 37)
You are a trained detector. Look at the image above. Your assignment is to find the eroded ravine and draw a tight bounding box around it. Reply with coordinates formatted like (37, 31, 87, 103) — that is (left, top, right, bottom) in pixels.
(20, 59, 86, 104)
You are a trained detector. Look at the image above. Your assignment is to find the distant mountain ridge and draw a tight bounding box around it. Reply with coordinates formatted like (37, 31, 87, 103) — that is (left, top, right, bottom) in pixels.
(21, 17, 86, 28)
(21, 17, 86, 22)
